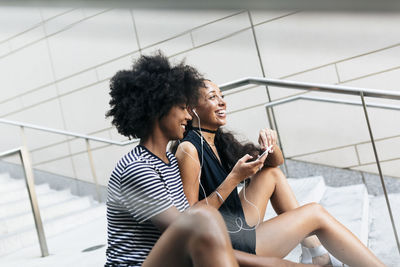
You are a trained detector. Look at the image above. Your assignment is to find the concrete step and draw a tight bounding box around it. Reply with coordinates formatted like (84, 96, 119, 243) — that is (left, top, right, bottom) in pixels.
(0, 183, 51, 204)
(0, 178, 25, 193)
(0, 172, 104, 257)
(0, 189, 72, 218)
(0, 172, 12, 182)
(0, 213, 107, 267)
(368, 194, 400, 267)
(0, 196, 93, 235)
(0, 204, 106, 256)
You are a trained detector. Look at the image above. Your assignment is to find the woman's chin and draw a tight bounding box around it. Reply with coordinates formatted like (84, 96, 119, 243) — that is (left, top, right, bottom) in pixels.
(216, 118, 226, 126)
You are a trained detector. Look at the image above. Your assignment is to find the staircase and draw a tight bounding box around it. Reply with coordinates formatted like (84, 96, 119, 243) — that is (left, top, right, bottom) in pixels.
(0, 172, 399, 266)
(0, 172, 106, 266)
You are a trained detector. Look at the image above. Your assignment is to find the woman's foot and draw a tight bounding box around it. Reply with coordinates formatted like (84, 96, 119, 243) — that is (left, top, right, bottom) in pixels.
(300, 245, 344, 266)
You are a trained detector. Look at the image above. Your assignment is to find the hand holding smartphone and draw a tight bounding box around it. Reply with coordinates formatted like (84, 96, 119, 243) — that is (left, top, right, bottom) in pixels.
(258, 145, 273, 159)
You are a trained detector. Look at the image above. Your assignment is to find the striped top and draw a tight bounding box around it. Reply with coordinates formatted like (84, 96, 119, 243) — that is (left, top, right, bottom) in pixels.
(105, 145, 189, 266)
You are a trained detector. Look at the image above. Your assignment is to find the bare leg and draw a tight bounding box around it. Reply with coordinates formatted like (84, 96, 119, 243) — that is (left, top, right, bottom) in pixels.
(239, 167, 299, 225)
(239, 167, 329, 264)
(255, 203, 384, 267)
(143, 205, 238, 267)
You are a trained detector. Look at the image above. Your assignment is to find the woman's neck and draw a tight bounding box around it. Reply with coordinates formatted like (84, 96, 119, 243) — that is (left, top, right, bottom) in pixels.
(201, 131, 215, 145)
(140, 128, 170, 163)
(192, 124, 216, 145)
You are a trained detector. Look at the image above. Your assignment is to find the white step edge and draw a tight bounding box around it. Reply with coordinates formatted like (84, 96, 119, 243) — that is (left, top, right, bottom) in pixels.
(0, 173, 12, 182)
(368, 193, 400, 267)
(0, 196, 93, 235)
(0, 183, 51, 204)
(0, 189, 73, 218)
(0, 179, 25, 192)
(0, 204, 106, 256)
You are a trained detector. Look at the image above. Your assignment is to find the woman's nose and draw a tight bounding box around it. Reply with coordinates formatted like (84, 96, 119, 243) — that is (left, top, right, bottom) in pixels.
(185, 109, 192, 120)
(218, 95, 226, 106)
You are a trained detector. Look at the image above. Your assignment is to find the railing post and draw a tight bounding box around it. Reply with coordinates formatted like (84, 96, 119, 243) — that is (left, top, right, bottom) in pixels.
(86, 139, 101, 202)
(20, 126, 28, 148)
(19, 147, 49, 257)
(360, 91, 400, 254)
(353, 144, 367, 186)
(265, 105, 289, 176)
(247, 11, 289, 175)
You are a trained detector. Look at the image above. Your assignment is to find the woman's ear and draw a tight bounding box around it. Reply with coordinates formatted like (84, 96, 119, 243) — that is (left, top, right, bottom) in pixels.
(187, 107, 196, 118)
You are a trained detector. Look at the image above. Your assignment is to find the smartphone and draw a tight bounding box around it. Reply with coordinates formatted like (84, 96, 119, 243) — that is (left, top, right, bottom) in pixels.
(258, 145, 273, 159)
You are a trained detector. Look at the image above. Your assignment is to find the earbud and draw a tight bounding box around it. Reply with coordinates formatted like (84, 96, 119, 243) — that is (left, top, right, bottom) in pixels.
(192, 108, 198, 117)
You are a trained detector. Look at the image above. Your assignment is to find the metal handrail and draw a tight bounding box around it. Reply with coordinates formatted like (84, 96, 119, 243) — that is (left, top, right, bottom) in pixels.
(0, 147, 48, 257)
(0, 118, 139, 202)
(0, 78, 398, 149)
(220, 77, 400, 100)
(0, 118, 138, 146)
(225, 93, 400, 173)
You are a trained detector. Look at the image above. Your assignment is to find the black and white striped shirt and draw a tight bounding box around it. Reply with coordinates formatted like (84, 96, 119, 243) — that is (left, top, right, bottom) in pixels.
(105, 145, 189, 266)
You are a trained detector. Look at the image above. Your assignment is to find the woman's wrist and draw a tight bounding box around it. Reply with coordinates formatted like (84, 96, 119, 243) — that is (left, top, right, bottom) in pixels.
(214, 189, 225, 203)
(226, 172, 243, 185)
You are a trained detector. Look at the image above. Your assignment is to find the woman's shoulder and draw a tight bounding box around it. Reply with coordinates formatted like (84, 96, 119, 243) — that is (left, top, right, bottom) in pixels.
(117, 145, 156, 172)
(177, 140, 197, 151)
(175, 140, 199, 161)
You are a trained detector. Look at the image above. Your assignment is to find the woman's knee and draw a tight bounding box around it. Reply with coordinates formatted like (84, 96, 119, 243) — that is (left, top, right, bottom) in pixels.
(186, 205, 223, 226)
(181, 206, 226, 238)
(183, 206, 229, 252)
(301, 202, 330, 224)
(258, 166, 285, 183)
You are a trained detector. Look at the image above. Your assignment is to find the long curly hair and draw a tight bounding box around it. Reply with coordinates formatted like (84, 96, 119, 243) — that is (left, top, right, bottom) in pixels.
(106, 52, 203, 139)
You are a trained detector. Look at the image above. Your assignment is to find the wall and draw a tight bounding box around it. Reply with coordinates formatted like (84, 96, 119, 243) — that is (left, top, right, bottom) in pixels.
(0, 6, 399, 186)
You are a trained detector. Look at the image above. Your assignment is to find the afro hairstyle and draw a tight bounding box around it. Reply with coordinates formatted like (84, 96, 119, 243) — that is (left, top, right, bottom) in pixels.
(106, 52, 203, 139)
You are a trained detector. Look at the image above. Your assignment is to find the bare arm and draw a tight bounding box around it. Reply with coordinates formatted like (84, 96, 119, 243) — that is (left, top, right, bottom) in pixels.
(150, 206, 181, 232)
(265, 145, 284, 167)
(175, 141, 267, 208)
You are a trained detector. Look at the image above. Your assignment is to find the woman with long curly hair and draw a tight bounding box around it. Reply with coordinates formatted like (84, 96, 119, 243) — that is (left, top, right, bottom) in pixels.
(173, 79, 385, 267)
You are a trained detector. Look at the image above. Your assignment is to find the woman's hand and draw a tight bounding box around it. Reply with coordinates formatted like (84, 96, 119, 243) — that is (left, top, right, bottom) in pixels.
(230, 153, 267, 183)
(258, 128, 277, 152)
(258, 128, 285, 167)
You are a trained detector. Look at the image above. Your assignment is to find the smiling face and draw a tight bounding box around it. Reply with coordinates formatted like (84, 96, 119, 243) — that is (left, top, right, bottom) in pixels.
(159, 104, 192, 140)
(192, 80, 227, 130)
